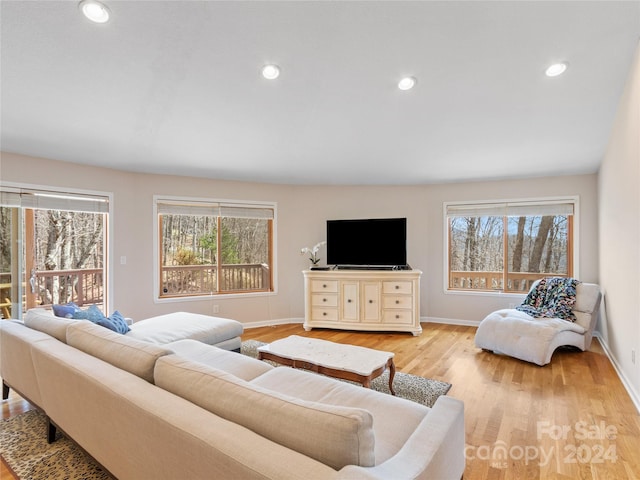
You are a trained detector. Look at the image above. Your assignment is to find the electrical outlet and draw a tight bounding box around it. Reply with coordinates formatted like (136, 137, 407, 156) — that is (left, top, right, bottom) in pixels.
(632, 350, 636, 365)
(213, 305, 219, 314)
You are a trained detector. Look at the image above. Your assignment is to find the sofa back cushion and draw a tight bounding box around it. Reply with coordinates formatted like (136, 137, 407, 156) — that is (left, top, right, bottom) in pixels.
(0, 320, 59, 409)
(24, 308, 77, 343)
(154, 355, 375, 469)
(67, 321, 172, 383)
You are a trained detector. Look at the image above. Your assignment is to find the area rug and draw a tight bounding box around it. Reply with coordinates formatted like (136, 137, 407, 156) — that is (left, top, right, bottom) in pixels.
(0, 409, 114, 480)
(241, 339, 451, 408)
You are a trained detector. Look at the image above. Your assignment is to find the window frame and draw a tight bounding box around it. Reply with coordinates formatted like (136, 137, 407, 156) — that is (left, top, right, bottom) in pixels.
(153, 195, 277, 302)
(0, 181, 113, 316)
(443, 196, 579, 296)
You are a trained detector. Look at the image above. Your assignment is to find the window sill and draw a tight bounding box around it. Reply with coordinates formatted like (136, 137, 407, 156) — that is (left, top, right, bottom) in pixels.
(155, 290, 277, 304)
(444, 288, 526, 299)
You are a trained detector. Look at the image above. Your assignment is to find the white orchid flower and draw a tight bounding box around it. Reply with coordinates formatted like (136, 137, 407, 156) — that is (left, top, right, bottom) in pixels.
(300, 241, 326, 265)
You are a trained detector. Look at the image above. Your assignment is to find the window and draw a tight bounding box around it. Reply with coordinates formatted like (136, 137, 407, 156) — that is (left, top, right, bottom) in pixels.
(446, 198, 576, 293)
(155, 197, 275, 299)
(0, 186, 110, 319)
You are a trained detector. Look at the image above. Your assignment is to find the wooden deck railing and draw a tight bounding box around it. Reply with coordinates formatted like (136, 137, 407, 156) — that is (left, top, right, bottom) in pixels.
(31, 268, 104, 307)
(161, 263, 270, 296)
(1, 262, 271, 318)
(449, 271, 567, 293)
(0, 268, 104, 318)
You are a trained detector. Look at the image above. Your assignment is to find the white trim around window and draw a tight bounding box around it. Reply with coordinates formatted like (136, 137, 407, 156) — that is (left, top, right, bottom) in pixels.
(152, 194, 278, 303)
(442, 195, 580, 296)
(0, 181, 114, 313)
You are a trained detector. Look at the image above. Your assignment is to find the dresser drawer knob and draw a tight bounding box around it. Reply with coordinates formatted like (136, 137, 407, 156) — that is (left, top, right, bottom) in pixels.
(323, 298, 327, 302)
(395, 300, 400, 304)
(347, 299, 352, 303)
(323, 312, 327, 316)
(395, 314, 400, 319)
(322, 284, 327, 288)
(369, 299, 373, 304)
(395, 285, 400, 289)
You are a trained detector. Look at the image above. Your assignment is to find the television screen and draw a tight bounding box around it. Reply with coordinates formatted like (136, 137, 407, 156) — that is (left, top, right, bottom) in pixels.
(326, 218, 407, 268)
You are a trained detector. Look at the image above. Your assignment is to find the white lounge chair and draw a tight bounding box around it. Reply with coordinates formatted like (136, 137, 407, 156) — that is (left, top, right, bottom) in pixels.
(474, 280, 602, 366)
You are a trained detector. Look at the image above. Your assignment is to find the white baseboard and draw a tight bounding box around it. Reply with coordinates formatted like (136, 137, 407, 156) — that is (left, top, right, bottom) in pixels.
(592, 332, 640, 414)
(244, 316, 479, 330)
(422, 316, 480, 327)
(243, 318, 303, 330)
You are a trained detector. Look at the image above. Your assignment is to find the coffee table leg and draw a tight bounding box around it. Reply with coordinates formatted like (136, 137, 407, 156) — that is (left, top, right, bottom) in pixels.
(388, 359, 396, 396)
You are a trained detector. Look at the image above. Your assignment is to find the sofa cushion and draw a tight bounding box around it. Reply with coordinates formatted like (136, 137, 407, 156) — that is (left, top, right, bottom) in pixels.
(126, 312, 243, 346)
(24, 308, 77, 343)
(154, 355, 376, 469)
(252, 366, 431, 464)
(166, 339, 273, 381)
(67, 321, 172, 383)
(0, 320, 59, 408)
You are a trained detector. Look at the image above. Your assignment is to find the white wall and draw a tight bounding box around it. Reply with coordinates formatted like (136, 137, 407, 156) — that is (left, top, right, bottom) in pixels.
(0, 152, 599, 327)
(598, 41, 640, 408)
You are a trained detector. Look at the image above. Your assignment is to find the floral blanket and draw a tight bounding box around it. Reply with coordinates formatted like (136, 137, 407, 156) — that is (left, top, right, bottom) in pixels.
(515, 277, 580, 322)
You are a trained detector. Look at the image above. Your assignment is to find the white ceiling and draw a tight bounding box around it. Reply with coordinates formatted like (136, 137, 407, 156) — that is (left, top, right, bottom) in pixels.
(1, 1, 639, 185)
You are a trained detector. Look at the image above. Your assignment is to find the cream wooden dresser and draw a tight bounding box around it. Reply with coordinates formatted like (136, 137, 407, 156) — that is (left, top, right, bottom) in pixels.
(303, 269, 422, 336)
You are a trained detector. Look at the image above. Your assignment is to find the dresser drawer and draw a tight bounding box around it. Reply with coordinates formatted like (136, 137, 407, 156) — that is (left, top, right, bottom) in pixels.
(311, 293, 338, 307)
(310, 280, 339, 293)
(382, 310, 413, 325)
(311, 307, 338, 321)
(382, 281, 412, 295)
(383, 295, 412, 309)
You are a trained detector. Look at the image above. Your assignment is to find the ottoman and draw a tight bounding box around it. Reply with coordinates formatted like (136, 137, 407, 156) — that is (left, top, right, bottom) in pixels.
(126, 312, 244, 351)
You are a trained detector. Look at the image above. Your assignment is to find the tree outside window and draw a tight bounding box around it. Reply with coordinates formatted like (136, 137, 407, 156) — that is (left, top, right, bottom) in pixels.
(156, 198, 274, 298)
(447, 200, 575, 293)
(0, 188, 109, 319)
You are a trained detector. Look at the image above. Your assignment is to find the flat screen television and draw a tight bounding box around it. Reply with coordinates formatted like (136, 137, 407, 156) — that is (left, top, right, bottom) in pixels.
(326, 218, 408, 269)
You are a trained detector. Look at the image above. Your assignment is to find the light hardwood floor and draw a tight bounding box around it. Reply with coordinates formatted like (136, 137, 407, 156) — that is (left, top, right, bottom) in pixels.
(242, 323, 640, 479)
(2, 322, 639, 479)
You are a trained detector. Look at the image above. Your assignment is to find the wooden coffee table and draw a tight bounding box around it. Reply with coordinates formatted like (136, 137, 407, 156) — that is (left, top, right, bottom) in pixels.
(257, 335, 396, 395)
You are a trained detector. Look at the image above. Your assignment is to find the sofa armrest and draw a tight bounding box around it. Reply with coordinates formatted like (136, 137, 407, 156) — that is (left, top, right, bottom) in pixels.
(336, 396, 465, 480)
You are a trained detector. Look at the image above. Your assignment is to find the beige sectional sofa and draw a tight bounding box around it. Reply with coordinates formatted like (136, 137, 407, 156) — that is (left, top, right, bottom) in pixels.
(0, 312, 465, 479)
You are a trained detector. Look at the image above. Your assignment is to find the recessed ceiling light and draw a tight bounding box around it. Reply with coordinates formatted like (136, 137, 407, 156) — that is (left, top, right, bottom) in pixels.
(262, 64, 280, 80)
(398, 76, 417, 91)
(545, 62, 568, 77)
(79, 0, 111, 23)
